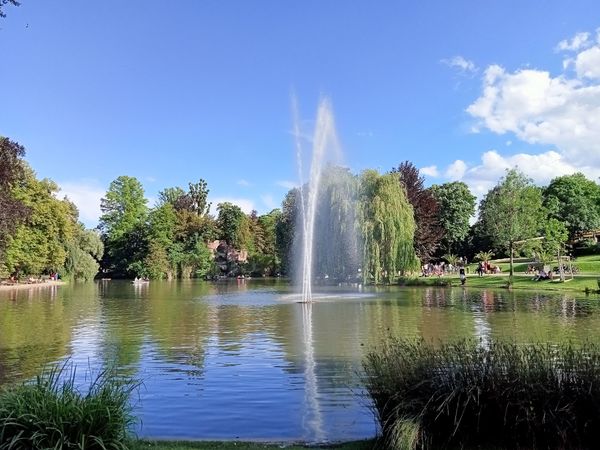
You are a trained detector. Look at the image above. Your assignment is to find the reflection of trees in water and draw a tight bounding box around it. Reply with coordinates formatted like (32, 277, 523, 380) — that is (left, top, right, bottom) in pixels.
(0, 283, 99, 384)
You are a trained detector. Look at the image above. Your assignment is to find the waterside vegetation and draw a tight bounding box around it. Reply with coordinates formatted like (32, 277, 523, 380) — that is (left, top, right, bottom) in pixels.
(364, 338, 600, 450)
(0, 363, 136, 450)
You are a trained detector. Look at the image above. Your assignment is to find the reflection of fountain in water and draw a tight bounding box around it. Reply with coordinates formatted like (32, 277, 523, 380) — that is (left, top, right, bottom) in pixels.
(301, 302, 323, 440)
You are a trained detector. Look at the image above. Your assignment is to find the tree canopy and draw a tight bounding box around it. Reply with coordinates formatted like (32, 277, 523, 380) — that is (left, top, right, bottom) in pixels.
(543, 173, 600, 239)
(430, 181, 476, 253)
(478, 169, 544, 276)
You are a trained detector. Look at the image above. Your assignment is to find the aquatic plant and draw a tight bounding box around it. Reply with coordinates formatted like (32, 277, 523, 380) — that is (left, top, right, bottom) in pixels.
(364, 338, 600, 449)
(0, 362, 137, 449)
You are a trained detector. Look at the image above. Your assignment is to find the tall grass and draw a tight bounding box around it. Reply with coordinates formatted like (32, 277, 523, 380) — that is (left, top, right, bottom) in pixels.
(363, 338, 600, 449)
(0, 363, 138, 449)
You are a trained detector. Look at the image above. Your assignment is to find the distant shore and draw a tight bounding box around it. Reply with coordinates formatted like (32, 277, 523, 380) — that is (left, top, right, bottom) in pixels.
(0, 280, 65, 292)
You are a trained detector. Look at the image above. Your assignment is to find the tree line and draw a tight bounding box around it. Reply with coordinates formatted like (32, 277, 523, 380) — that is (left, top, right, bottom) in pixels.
(0, 137, 103, 280)
(2, 136, 599, 283)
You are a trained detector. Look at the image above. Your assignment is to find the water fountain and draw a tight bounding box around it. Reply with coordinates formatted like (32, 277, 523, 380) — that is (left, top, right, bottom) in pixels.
(293, 97, 354, 303)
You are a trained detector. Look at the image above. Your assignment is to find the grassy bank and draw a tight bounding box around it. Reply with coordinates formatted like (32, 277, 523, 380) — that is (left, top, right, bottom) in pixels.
(364, 338, 600, 449)
(400, 273, 600, 293)
(129, 440, 376, 450)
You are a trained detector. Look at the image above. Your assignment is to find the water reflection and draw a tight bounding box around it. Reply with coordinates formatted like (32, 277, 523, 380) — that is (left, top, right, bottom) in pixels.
(301, 302, 323, 440)
(1, 282, 600, 440)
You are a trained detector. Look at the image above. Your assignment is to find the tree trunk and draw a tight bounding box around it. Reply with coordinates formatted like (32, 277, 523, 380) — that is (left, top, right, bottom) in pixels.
(509, 241, 514, 277)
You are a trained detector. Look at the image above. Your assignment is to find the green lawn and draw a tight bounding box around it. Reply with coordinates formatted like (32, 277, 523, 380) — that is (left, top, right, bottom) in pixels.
(129, 440, 376, 450)
(404, 273, 600, 293)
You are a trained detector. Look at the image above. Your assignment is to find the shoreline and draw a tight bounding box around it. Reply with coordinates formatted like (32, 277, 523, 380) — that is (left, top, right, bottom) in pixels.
(0, 280, 66, 292)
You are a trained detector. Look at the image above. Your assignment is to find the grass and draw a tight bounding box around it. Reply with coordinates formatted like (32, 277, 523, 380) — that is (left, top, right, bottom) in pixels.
(363, 338, 600, 450)
(0, 362, 137, 450)
(128, 440, 376, 450)
(399, 273, 600, 293)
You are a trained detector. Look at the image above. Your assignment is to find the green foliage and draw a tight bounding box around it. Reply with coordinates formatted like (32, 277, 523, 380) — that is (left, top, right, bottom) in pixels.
(441, 253, 458, 266)
(544, 172, 600, 239)
(359, 171, 419, 284)
(429, 182, 476, 252)
(100, 176, 149, 277)
(216, 202, 247, 249)
(364, 338, 600, 450)
(64, 228, 104, 281)
(0, 362, 137, 449)
(276, 189, 300, 276)
(479, 169, 544, 275)
(0, 137, 30, 260)
(3, 169, 78, 276)
(473, 250, 494, 262)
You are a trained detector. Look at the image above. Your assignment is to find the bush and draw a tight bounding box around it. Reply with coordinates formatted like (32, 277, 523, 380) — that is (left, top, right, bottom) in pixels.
(0, 363, 137, 449)
(363, 338, 600, 449)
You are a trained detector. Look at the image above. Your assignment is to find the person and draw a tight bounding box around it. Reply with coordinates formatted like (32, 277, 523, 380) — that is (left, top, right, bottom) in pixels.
(477, 262, 484, 277)
(459, 267, 466, 286)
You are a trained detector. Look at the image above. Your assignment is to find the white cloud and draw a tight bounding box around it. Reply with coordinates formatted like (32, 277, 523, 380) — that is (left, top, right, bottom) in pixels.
(210, 197, 255, 214)
(237, 179, 252, 187)
(420, 165, 439, 177)
(441, 150, 600, 199)
(556, 31, 591, 52)
(467, 36, 600, 167)
(276, 180, 298, 190)
(445, 160, 467, 180)
(441, 55, 478, 74)
(57, 180, 105, 228)
(261, 194, 278, 210)
(575, 45, 600, 79)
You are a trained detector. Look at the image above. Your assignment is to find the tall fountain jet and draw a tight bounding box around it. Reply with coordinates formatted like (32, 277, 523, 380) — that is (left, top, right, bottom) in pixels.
(293, 97, 342, 303)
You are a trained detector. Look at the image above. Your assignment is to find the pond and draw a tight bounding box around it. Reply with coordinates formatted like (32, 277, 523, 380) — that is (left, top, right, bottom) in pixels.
(1, 280, 599, 441)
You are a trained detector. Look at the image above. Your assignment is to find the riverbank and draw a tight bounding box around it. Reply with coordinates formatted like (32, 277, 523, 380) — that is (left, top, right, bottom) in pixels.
(400, 273, 600, 293)
(129, 440, 375, 450)
(0, 280, 65, 292)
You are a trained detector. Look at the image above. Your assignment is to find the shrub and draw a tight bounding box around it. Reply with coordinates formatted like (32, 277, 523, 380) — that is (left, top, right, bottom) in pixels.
(363, 338, 600, 449)
(0, 363, 138, 449)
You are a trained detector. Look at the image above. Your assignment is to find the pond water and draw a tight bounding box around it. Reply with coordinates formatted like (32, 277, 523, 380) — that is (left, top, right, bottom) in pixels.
(1, 280, 599, 441)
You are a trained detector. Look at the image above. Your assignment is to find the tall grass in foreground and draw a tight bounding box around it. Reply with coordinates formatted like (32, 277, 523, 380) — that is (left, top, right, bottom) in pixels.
(363, 339, 600, 449)
(0, 363, 137, 449)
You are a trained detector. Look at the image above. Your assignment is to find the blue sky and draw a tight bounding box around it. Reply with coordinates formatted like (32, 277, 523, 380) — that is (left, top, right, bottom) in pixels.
(1, 1, 600, 226)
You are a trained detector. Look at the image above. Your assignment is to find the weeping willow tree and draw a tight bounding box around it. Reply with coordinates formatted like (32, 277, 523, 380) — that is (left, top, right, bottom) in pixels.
(359, 170, 419, 284)
(313, 166, 360, 281)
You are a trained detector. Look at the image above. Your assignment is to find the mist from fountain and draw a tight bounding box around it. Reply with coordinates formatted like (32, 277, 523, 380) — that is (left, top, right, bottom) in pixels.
(293, 97, 348, 303)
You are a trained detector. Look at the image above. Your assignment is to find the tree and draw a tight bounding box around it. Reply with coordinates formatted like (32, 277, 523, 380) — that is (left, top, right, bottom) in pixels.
(479, 169, 544, 276)
(3, 168, 77, 276)
(0, 137, 30, 259)
(0, 0, 19, 18)
(99, 176, 148, 277)
(543, 173, 600, 239)
(64, 227, 104, 281)
(359, 170, 419, 284)
(276, 189, 300, 276)
(430, 182, 476, 253)
(313, 166, 361, 281)
(392, 161, 443, 261)
(216, 202, 246, 249)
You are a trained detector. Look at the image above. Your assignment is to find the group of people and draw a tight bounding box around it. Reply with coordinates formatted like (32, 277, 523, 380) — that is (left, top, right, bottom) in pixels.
(476, 261, 501, 276)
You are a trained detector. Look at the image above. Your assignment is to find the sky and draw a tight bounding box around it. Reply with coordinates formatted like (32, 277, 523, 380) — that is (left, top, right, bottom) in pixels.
(1, 1, 600, 227)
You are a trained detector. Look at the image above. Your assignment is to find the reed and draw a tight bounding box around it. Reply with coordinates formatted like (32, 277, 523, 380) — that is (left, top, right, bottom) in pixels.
(0, 362, 137, 449)
(363, 338, 600, 449)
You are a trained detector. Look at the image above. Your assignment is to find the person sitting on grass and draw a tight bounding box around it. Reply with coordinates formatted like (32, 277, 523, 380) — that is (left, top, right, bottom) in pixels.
(533, 269, 549, 281)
